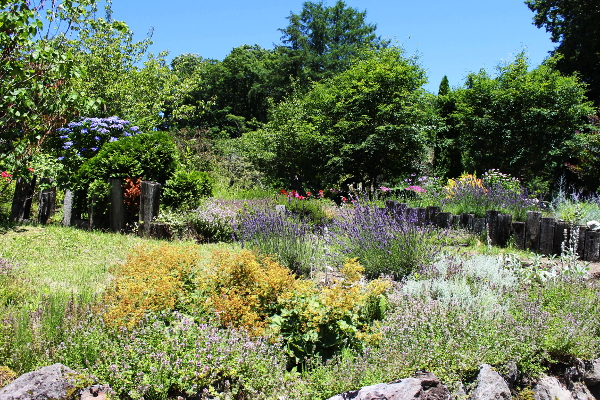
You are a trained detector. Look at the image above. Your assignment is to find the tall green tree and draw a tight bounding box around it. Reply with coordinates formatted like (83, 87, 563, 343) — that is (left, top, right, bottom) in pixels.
(244, 47, 437, 189)
(277, 0, 384, 88)
(71, 2, 174, 131)
(444, 53, 593, 191)
(0, 0, 97, 179)
(526, 0, 600, 105)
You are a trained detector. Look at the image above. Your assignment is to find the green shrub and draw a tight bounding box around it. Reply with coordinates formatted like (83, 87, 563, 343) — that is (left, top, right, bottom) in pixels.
(281, 198, 328, 225)
(161, 170, 213, 211)
(76, 131, 179, 185)
(72, 132, 179, 226)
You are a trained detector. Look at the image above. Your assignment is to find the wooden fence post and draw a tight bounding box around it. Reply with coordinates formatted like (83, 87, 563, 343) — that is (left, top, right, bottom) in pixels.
(511, 221, 526, 250)
(436, 212, 452, 228)
(497, 213, 512, 247)
(10, 175, 36, 223)
(486, 210, 500, 246)
(37, 178, 56, 224)
(525, 211, 542, 252)
(538, 217, 555, 255)
(426, 206, 440, 225)
(109, 178, 127, 233)
(553, 220, 569, 255)
(584, 230, 600, 262)
(139, 181, 161, 236)
(62, 189, 77, 226)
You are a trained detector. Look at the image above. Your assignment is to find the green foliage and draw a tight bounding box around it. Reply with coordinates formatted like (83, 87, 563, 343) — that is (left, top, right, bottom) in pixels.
(440, 52, 593, 188)
(280, 198, 328, 225)
(73, 131, 178, 225)
(278, 0, 384, 84)
(567, 110, 600, 192)
(245, 46, 436, 189)
(162, 170, 213, 211)
(71, 4, 174, 131)
(526, 0, 600, 105)
(76, 131, 178, 185)
(271, 258, 391, 365)
(0, 0, 98, 183)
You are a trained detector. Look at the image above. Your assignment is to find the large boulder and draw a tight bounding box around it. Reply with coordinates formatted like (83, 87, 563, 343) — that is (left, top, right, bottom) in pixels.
(326, 371, 451, 400)
(468, 364, 511, 400)
(0, 364, 77, 400)
(533, 374, 595, 400)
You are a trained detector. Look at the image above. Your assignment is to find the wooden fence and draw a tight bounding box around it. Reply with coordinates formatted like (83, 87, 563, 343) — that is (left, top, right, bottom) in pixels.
(9, 178, 600, 260)
(384, 201, 599, 262)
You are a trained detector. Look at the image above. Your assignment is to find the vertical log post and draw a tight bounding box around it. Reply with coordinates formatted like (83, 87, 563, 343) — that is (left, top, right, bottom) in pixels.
(511, 221, 526, 250)
(109, 178, 127, 233)
(538, 217, 555, 255)
(525, 211, 542, 252)
(37, 178, 56, 224)
(486, 210, 500, 246)
(139, 181, 161, 236)
(426, 206, 440, 225)
(584, 230, 600, 262)
(62, 189, 79, 226)
(553, 220, 569, 255)
(576, 225, 587, 259)
(436, 212, 452, 229)
(497, 213, 513, 247)
(10, 175, 37, 223)
(472, 218, 486, 234)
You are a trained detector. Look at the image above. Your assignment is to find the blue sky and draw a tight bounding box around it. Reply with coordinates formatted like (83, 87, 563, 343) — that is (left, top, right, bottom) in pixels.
(110, 0, 555, 93)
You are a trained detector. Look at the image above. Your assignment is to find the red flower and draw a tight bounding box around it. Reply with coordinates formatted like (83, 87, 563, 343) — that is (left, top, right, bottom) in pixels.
(280, 188, 288, 196)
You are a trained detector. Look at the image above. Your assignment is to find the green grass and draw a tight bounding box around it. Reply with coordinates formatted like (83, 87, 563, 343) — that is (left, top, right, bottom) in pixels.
(0, 224, 233, 296)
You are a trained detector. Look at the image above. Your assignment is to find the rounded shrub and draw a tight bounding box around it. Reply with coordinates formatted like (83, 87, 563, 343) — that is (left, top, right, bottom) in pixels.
(161, 170, 213, 211)
(72, 132, 179, 227)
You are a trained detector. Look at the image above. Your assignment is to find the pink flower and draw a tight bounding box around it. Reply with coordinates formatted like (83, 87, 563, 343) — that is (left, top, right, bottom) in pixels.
(1, 171, 12, 179)
(406, 185, 427, 193)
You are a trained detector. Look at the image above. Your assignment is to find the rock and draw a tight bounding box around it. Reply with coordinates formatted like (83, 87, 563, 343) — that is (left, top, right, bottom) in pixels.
(326, 371, 451, 400)
(584, 358, 600, 386)
(79, 385, 113, 400)
(0, 364, 76, 400)
(468, 364, 511, 400)
(533, 374, 592, 400)
(586, 221, 600, 231)
(501, 362, 518, 389)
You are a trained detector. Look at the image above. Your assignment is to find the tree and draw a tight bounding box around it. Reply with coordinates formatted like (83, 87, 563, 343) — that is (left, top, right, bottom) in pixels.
(70, 3, 174, 131)
(0, 0, 96, 180)
(526, 0, 600, 105)
(277, 0, 384, 88)
(244, 47, 437, 189)
(445, 52, 593, 191)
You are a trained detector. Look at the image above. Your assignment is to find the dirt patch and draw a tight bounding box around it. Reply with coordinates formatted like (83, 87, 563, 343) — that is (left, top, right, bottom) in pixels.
(588, 262, 600, 278)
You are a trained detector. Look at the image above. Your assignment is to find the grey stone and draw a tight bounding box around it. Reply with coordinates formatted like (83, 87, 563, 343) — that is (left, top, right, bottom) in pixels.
(586, 221, 600, 231)
(501, 362, 518, 388)
(584, 358, 600, 386)
(468, 364, 511, 400)
(327, 371, 451, 400)
(0, 364, 76, 400)
(534, 375, 575, 400)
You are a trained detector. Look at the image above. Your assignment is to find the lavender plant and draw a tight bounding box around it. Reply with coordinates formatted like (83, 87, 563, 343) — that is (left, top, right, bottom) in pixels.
(234, 206, 324, 276)
(328, 201, 445, 279)
(441, 180, 540, 221)
(44, 311, 290, 400)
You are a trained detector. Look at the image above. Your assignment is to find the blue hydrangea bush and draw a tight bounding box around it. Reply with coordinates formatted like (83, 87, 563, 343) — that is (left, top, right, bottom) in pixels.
(54, 116, 141, 173)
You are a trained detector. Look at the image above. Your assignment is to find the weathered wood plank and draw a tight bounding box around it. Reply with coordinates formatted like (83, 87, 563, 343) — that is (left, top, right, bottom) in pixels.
(139, 181, 162, 236)
(10, 176, 36, 223)
(525, 211, 542, 252)
(538, 217, 555, 255)
(109, 178, 127, 233)
(511, 221, 526, 250)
